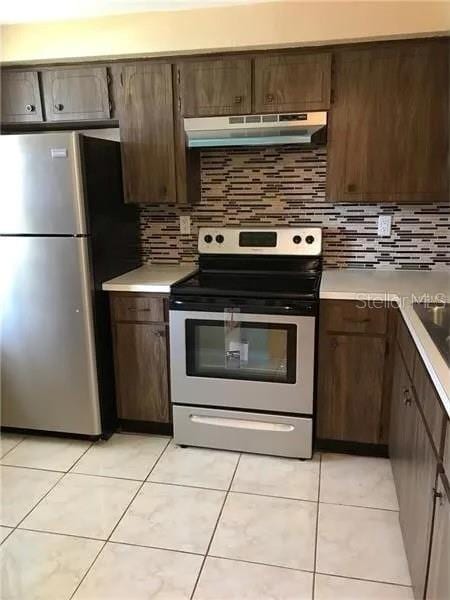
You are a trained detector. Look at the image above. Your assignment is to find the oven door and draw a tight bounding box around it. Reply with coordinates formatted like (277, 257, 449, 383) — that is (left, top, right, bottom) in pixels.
(169, 307, 315, 415)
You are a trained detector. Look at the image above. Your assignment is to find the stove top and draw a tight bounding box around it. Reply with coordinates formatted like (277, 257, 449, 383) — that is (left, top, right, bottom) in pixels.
(171, 227, 323, 302)
(172, 271, 321, 300)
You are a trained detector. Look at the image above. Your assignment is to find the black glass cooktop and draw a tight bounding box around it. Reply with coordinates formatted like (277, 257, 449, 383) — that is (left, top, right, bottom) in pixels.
(172, 271, 321, 300)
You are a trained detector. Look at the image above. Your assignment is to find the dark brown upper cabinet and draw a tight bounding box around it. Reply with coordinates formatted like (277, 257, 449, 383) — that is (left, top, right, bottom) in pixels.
(327, 40, 449, 203)
(114, 62, 177, 204)
(254, 52, 331, 113)
(178, 58, 252, 117)
(1, 71, 44, 124)
(41, 67, 110, 122)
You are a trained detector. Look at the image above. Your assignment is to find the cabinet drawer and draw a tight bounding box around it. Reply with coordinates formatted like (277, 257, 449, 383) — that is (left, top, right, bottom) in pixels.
(413, 356, 446, 457)
(397, 316, 416, 377)
(110, 294, 166, 322)
(321, 300, 387, 335)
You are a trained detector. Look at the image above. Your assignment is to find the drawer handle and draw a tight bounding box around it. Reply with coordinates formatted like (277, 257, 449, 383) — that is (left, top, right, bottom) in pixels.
(234, 95, 243, 104)
(343, 317, 371, 324)
(128, 307, 151, 312)
(265, 94, 274, 103)
(25, 104, 35, 113)
(54, 103, 64, 112)
(190, 415, 294, 432)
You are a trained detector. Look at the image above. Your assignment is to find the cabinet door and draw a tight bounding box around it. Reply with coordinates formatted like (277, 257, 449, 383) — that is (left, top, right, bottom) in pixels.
(114, 322, 170, 423)
(399, 397, 437, 600)
(1, 71, 43, 123)
(254, 53, 331, 113)
(179, 58, 252, 116)
(317, 333, 386, 443)
(327, 41, 449, 203)
(389, 343, 415, 510)
(426, 477, 450, 600)
(116, 62, 177, 203)
(42, 67, 110, 121)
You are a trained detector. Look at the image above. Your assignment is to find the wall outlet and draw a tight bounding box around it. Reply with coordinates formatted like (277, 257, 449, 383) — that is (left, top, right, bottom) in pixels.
(377, 215, 392, 237)
(179, 215, 191, 235)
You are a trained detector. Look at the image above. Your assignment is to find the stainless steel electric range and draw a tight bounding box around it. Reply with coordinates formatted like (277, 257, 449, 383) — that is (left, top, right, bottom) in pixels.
(169, 227, 322, 459)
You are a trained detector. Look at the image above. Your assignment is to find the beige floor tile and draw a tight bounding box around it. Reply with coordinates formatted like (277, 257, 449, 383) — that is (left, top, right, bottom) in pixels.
(194, 557, 313, 600)
(111, 482, 225, 554)
(0, 529, 102, 600)
(315, 574, 414, 599)
(71, 434, 170, 480)
(21, 473, 140, 539)
(148, 442, 239, 490)
(210, 492, 317, 571)
(0, 466, 61, 526)
(317, 503, 411, 586)
(0, 527, 13, 544)
(320, 453, 398, 510)
(231, 453, 320, 500)
(73, 542, 202, 600)
(1, 437, 91, 472)
(0, 434, 25, 459)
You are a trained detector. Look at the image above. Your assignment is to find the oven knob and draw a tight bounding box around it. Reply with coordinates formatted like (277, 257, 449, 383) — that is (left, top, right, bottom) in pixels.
(293, 235, 302, 244)
(216, 234, 224, 244)
(204, 234, 213, 243)
(305, 235, 315, 244)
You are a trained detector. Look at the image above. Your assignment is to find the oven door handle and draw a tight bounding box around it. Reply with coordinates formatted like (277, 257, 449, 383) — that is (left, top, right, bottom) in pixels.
(189, 414, 294, 432)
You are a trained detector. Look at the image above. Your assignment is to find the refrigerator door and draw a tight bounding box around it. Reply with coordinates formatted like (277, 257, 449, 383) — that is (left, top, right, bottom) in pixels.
(0, 236, 101, 435)
(0, 132, 87, 235)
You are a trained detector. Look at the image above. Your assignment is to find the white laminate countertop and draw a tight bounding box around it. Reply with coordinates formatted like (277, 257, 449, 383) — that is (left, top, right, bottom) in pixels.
(102, 264, 197, 293)
(321, 269, 450, 418)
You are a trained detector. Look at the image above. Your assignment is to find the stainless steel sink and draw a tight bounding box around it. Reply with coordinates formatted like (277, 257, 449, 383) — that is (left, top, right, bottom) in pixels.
(413, 303, 450, 367)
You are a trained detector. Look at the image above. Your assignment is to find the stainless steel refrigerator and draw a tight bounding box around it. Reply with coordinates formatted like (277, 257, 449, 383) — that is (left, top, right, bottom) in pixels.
(0, 132, 140, 436)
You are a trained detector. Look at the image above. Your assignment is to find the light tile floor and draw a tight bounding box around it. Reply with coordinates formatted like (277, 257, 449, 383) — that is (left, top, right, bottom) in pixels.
(0, 434, 414, 600)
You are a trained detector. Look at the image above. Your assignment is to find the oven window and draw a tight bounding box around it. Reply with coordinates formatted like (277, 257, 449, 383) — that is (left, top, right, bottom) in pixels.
(185, 320, 296, 383)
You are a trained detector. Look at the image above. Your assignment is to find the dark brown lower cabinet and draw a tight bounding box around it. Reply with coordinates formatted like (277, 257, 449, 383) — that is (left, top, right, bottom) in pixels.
(389, 315, 449, 600)
(427, 475, 450, 600)
(110, 293, 171, 432)
(317, 300, 394, 449)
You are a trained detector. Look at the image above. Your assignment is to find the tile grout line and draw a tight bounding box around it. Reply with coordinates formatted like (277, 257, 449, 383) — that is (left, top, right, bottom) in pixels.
(314, 570, 414, 590)
(68, 437, 172, 600)
(0, 435, 27, 461)
(189, 453, 242, 600)
(312, 452, 322, 600)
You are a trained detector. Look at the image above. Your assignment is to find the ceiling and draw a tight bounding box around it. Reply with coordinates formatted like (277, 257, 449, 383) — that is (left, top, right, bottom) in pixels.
(0, 0, 276, 24)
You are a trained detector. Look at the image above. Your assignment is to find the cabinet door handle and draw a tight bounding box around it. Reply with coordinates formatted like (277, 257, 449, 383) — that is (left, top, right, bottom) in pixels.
(233, 95, 243, 104)
(25, 104, 35, 113)
(347, 183, 357, 192)
(265, 94, 274, 103)
(403, 388, 412, 406)
(155, 330, 165, 338)
(54, 103, 64, 112)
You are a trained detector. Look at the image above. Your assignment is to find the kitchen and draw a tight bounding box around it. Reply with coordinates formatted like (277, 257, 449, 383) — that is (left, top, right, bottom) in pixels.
(0, 2, 449, 599)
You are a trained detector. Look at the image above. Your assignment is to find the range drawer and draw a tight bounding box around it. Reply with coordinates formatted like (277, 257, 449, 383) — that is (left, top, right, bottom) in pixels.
(173, 405, 313, 459)
(110, 293, 167, 323)
(320, 300, 387, 335)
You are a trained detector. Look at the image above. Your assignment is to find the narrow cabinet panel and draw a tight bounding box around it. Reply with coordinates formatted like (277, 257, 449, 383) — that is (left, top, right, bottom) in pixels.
(179, 58, 252, 116)
(254, 53, 331, 113)
(115, 62, 177, 203)
(114, 322, 170, 424)
(426, 477, 450, 600)
(42, 67, 110, 121)
(1, 71, 43, 123)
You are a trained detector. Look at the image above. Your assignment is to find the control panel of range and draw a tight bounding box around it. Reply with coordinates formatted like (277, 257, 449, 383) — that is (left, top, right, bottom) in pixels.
(198, 227, 322, 256)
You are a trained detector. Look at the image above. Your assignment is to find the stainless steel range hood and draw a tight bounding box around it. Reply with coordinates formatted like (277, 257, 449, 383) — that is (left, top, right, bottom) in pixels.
(184, 112, 327, 148)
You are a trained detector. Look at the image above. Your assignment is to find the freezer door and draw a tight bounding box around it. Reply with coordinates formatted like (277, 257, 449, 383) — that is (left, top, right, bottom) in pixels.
(0, 236, 101, 435)
(0, 132, 87, 235)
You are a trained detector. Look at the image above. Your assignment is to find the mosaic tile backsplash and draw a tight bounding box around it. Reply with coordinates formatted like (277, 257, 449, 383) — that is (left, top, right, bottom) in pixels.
(139, 147, 450, 270)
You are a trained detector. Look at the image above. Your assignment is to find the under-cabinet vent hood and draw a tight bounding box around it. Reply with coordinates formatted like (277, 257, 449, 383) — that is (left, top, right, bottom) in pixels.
(184, 112, 327, 148)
